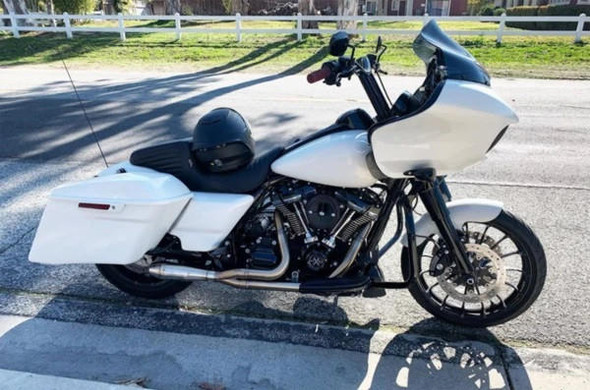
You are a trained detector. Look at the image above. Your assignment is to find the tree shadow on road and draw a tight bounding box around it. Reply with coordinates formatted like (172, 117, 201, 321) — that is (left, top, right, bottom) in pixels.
(0, 37, 329, 207)
(0, 34, 329, 161)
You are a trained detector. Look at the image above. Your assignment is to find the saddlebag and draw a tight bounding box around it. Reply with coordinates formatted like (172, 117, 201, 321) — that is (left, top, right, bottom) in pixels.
(29, 171, 191, 265)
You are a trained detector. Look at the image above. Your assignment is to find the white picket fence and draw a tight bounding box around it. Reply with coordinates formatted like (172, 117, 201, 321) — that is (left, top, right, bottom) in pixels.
(1, 12, 588, 43)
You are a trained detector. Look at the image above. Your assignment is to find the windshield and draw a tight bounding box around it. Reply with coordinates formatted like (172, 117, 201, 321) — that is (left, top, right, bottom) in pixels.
(413, 20, 491, 86)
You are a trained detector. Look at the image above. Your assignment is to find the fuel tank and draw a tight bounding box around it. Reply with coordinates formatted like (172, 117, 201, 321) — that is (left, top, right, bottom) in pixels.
(271, 130, 378, 188)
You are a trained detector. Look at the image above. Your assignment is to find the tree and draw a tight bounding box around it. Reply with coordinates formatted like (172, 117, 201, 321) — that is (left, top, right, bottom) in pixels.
(165, 0, 180, 15)
(2, 0, 31, 27)
(222, 0, 250, 15)
(298, 0, 318, 30)
(53, 0, 96, 14)
(46, 0, 55, 15)
(337, 0, 358, 30)
(2, 0, 29, 15)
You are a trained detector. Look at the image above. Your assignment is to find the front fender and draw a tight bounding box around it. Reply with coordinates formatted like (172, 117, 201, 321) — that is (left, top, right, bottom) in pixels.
(401, 199, 503, 247)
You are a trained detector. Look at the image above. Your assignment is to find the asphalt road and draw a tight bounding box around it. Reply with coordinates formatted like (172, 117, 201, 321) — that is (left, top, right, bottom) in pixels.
(1, 65, 589, 350)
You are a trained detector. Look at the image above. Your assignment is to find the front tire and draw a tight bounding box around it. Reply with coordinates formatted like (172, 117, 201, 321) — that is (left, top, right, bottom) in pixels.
(97, 263, 192, 299)
(403, 210, 546, 327)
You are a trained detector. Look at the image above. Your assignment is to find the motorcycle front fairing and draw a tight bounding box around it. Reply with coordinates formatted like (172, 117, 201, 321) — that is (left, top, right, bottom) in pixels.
(370, 20, 518, 179)
(413, 19, 491, 86)
(370, 79, 518, 178)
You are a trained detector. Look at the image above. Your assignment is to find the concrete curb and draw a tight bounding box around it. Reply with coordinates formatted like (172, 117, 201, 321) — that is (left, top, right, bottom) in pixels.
(0, 368, 152, 390)
(1, 313, 589, 389)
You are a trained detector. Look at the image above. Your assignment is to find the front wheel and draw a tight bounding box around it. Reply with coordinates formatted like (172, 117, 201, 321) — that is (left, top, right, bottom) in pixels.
(402, 210, 546, 327)
(97, 258, 192, 299)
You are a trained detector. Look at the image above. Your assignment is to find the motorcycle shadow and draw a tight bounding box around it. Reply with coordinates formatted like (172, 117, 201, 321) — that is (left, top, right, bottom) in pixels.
(0, 285, 532, 389)
(235, 297, 532, 390)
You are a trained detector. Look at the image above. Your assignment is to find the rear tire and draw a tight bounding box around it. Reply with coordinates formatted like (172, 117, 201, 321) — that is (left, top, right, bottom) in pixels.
(402, 210, 546, 327)
(97, 264, 192, 299)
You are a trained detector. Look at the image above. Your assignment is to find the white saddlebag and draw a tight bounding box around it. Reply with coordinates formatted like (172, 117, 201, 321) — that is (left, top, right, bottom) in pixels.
(29, 171, 191, 265)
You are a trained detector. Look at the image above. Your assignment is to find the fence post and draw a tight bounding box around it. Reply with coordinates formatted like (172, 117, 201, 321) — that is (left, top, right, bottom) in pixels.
(296, 12, 302, 41)
(63, 12, 72, 39)
(362, 13, 368, 42)
(236, 13, 241, 43)
(117, 12, 126, 41)
(9, 12, 19, 38)
(497, 12, 506, 44)
(575, 13, 586, 43)
(423, 13, 429, 26)
(174, 12, 181, 40)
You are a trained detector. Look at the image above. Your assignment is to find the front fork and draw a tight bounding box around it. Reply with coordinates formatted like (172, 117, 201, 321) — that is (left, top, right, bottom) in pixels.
(370, 171, 473, 290)
(407, 169, 474, 277)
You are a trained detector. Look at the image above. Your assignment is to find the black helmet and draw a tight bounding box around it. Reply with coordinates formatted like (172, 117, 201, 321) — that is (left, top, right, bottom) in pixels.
(192, 108, 255, 173)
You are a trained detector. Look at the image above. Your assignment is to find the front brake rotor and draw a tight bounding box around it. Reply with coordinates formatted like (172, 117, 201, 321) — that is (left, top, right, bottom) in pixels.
(435, 242, 507, 304)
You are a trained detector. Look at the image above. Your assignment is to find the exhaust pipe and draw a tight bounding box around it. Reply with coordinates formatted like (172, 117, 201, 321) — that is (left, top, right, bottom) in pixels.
(149, 213, 372, 292)
(328, 222, 371, 278)
(220, 277, 370, 293)
(149, 212, 290, 282)
(221, 279, 300, 291)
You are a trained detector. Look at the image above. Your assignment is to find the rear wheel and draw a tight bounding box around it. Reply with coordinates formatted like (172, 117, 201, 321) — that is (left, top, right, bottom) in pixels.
(402, 210, 546, 327)
(97, 257, 192, 299)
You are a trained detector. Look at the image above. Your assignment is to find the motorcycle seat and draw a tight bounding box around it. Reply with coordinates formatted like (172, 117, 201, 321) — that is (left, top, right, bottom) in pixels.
(130, 141, 283, 194)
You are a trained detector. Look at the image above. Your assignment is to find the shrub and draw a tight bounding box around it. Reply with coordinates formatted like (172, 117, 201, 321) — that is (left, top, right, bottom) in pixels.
(53, 0, 96, 14)
(506, 6, 539, 30)
(468, 0, 489, 16)
(479, 5, 495, 16)
(545, 5, 590, 31)
(181, 4, 193, 16)
(507, 5, 590, 30)
(113, 0, 131, 14)
(493, 7, 506, 17)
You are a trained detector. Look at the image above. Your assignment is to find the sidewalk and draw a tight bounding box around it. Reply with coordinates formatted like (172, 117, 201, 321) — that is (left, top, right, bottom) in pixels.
(0, 369, 151, 390)
(0, 313, 588, 390)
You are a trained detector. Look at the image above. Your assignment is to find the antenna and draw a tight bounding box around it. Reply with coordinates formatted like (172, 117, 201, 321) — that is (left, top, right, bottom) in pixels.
(61, 60, 108, 168)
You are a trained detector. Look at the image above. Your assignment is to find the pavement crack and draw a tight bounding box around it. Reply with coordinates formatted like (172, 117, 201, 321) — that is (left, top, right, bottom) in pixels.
(497, 345, 517, 390)
(447, 179, 590, 191)
(560, 104, 590, 110)
(0, 227, 35, 256)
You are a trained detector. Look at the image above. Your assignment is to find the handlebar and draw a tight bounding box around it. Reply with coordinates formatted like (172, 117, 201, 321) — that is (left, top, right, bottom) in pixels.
(307, 55, 392, 121)
(307, 67, 331, 84)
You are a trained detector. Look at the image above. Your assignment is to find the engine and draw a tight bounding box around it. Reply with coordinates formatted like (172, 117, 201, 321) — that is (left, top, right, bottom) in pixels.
(236, 181, 383, 282)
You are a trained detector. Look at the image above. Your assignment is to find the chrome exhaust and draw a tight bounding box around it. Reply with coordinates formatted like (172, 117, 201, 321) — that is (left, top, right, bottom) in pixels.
(149, 212, 290, 282)
(220, 279, 300, 291)
(328, 222, 372, 278)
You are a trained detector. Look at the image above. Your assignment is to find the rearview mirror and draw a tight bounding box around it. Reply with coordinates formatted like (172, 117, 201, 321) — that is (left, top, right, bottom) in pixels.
(375, 36, 383, 53)
(329, 32, 350, 57)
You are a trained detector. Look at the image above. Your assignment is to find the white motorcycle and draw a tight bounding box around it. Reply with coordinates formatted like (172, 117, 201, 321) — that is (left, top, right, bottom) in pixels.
(29, 21, 546, 327)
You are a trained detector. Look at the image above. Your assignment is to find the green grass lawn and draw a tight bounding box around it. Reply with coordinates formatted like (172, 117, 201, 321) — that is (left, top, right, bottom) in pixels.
(1, 20, 588, 79)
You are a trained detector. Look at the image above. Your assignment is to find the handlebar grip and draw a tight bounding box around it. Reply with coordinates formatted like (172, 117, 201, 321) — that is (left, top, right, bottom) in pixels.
(307, 67, 331, 84)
